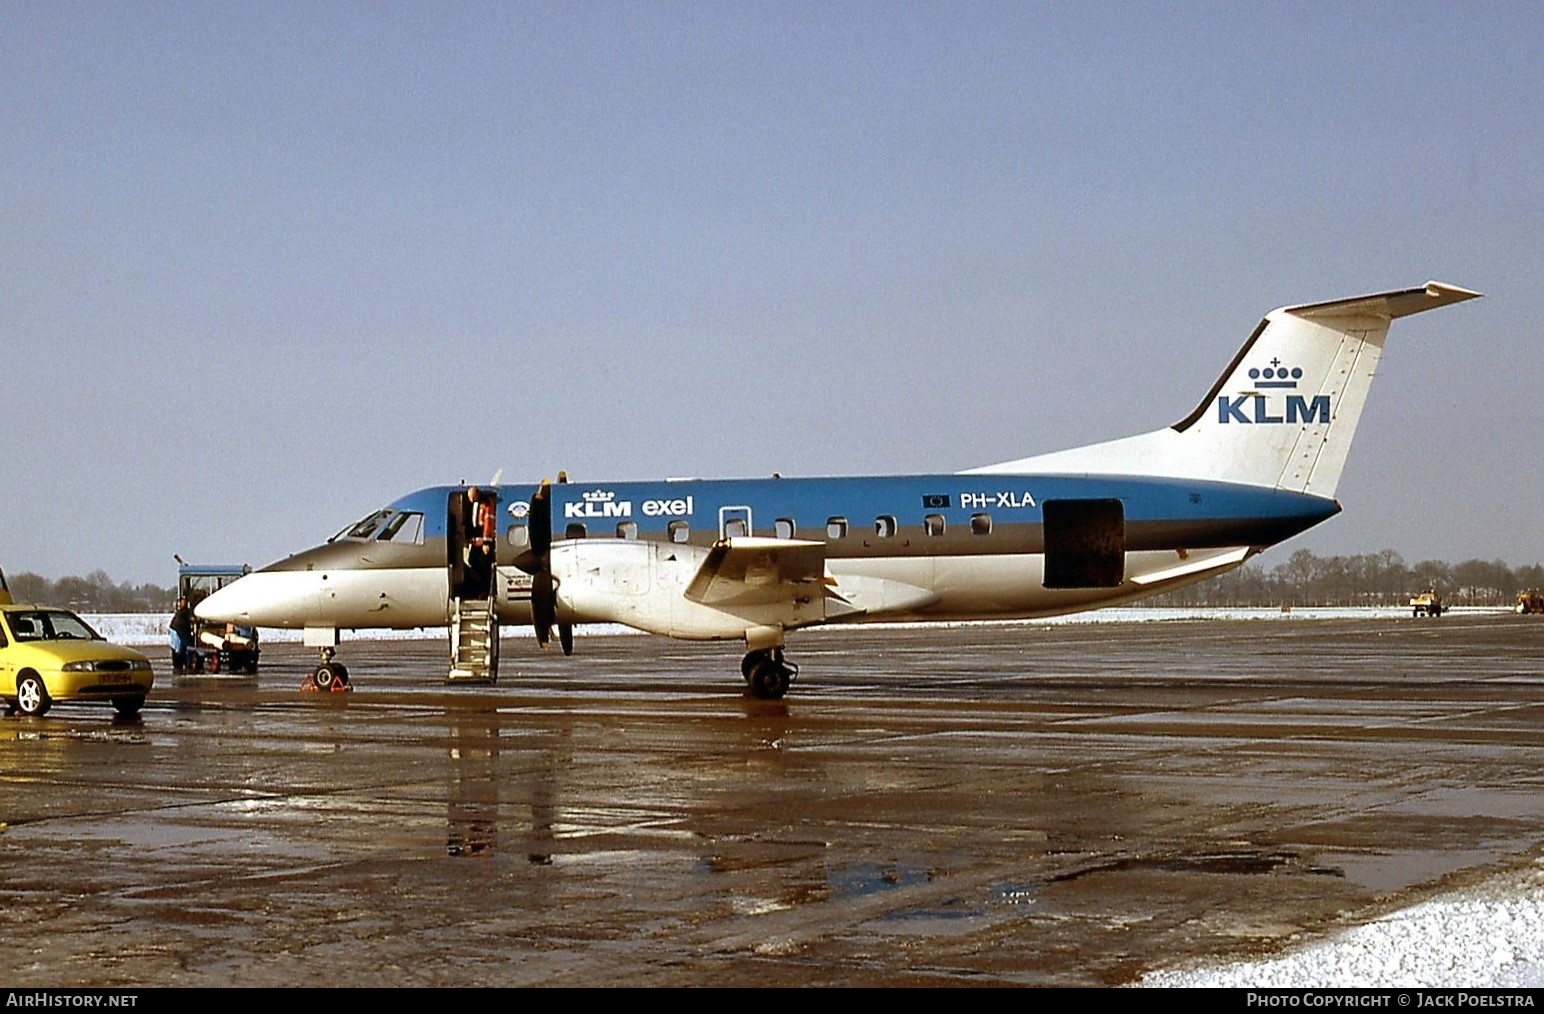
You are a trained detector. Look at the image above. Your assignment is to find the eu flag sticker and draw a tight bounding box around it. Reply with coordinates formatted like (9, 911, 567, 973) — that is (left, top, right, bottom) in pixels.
(921, 494, 951, 509)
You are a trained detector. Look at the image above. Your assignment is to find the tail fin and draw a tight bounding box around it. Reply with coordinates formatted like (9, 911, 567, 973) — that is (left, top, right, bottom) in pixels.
(968, 282, 1480, 496)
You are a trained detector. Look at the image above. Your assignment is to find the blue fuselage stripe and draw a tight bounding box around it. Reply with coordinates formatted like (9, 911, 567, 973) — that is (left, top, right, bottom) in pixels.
(384, 474, 1336, 543)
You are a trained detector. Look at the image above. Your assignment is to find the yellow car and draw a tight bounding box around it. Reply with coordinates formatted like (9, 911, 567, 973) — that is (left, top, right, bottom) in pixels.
(0, 603, 154, 718)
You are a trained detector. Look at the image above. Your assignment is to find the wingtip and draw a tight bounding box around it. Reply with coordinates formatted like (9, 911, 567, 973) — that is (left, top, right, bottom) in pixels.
(1424, 281, 1483, 301)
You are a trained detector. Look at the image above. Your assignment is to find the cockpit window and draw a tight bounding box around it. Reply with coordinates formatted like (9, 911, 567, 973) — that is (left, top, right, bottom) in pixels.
(6, 609, 102, 642)
(331, 508, 394, 542)
(376, 511, 424, 544)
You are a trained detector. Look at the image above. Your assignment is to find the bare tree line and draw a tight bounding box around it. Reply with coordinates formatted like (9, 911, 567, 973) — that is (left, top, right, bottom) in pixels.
(3, 570, 176, 612)
(1149, 549, 1544, 608)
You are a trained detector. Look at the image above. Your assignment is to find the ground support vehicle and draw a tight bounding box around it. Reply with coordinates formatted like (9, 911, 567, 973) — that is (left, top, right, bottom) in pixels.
(1410, 590, 1444, 617)
(177, 564, 260, 674)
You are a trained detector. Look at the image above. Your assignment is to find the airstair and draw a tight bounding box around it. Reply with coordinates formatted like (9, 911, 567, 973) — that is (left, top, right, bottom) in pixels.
(447, 596, 499, 683)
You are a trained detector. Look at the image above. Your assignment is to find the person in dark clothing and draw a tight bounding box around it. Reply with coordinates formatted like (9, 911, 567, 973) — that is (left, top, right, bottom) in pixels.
(169, 597, 195, 673)
(463, 487, 497, 596)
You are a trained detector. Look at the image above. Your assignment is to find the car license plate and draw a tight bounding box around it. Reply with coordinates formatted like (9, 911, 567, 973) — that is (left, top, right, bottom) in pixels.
(101, 673, 131, 685)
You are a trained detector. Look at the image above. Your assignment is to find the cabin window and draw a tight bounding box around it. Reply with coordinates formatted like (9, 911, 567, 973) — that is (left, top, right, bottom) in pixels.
(724, 517, 748, 539)
(827, 517, 848, 539)
(971, 513, 992, 536)
(875, 515, 898, 538)
(565, 523, 587, 540)
(774, 518, 796, 539)
(668, 520, 690, 544)
(617, 521, 638, 540)
(923, 514, 946, 537)
(507, 524, 529, 548)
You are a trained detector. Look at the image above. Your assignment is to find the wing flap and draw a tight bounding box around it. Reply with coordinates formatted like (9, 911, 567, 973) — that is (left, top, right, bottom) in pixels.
(683, 538, 828, 607)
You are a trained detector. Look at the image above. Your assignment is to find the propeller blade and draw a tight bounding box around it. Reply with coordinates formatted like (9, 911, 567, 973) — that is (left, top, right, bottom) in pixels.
(529, 479, 551, 557)
(525, 479, 564, 649)
(532, 571, 554, 648)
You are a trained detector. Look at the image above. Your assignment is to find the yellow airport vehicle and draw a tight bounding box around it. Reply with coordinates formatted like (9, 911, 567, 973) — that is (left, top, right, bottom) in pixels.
(1410, 589, 1444, 617)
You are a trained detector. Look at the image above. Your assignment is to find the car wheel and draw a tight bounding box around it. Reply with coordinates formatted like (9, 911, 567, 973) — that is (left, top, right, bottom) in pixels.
(16, 674, 51, 717)
(112, 696, 144, 718)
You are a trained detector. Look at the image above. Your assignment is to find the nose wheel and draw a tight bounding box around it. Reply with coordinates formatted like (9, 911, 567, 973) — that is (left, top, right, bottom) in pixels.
(302, 647, 352, 693)
(742, 648, 796, 700)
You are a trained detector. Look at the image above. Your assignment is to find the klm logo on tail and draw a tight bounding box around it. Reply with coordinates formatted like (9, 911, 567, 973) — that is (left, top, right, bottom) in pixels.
(1218, 359, 1331, 425)
(1217, 394, 1331, 424)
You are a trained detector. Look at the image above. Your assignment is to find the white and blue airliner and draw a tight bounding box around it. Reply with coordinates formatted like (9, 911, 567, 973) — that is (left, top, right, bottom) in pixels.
(198, 282, 1479, 697)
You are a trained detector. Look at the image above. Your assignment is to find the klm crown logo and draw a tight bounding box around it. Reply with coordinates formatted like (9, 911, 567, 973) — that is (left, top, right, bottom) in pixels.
(565, 488, 633, 519)
(1248, 358, 1303, 389)
(1218, 359, 1330, 425)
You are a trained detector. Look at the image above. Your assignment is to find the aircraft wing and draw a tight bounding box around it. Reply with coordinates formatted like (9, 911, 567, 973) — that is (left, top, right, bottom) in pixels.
(683, 537, 828, 608)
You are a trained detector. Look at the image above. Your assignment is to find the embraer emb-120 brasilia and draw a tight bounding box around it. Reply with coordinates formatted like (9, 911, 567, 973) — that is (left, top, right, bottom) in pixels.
(198, 282, 1480, 697)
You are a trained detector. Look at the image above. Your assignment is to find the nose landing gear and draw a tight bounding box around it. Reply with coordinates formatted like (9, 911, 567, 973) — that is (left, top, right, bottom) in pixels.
(742, 647, 797, 700)
(302, 646, 352, 693)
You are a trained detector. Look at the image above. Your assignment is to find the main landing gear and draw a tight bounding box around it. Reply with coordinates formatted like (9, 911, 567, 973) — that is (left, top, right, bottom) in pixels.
(741, 647, 797, 700)
(302, 646, 353, 693)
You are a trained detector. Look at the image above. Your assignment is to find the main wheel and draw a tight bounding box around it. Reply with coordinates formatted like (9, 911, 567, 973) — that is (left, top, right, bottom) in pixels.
(112, 696, 144, 718)
(16, 674, 51, 717)
(749, 658, 792, 700)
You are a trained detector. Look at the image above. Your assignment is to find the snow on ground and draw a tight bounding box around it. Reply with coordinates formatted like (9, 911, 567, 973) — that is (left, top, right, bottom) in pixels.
(85, 605, 1539, 988)
(1138, 860, 1544, 988)
(87, 612, 446, 645)
(85, 605, 1511, 648)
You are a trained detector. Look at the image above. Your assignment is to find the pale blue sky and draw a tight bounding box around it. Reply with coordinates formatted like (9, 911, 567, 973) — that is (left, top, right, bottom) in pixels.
(3, 1, 1539, 585)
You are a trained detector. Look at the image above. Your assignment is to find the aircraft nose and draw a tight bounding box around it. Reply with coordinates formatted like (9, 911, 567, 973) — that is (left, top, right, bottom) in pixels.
(195, 580, 253, 624)
(196, 571, 312, 627)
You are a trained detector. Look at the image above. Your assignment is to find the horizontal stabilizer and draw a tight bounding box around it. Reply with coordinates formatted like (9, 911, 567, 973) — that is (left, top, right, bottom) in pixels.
(1288, 281, 1481, 321)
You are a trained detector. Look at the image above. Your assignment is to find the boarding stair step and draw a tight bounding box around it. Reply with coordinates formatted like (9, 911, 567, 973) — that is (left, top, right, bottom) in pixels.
(446, 597, 499, 684)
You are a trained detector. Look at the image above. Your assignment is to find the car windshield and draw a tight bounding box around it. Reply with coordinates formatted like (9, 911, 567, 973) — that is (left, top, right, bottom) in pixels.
(6, 609, 103, 642)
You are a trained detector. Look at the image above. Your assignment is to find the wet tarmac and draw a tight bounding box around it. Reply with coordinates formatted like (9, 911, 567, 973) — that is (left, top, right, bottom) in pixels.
(2, 614, 1542, 987)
